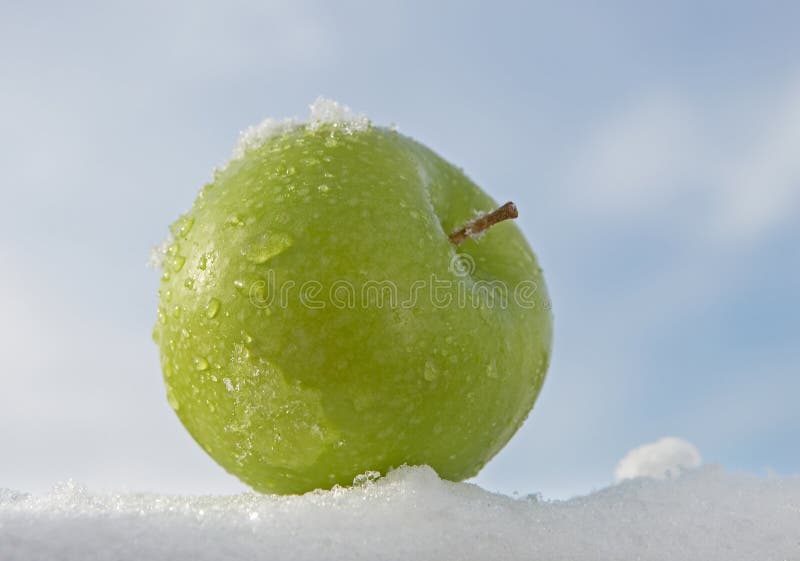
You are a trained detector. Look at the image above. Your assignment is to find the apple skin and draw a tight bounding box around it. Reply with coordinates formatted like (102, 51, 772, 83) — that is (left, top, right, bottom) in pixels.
(153, 124, 552, 494)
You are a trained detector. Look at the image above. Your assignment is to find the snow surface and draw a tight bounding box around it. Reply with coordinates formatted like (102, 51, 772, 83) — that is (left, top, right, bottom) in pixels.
(615, 436, 702, 482)
(2, 465, 799, 561)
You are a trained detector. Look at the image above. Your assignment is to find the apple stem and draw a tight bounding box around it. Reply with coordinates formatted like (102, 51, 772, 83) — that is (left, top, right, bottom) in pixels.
(449, 202, 519, 245)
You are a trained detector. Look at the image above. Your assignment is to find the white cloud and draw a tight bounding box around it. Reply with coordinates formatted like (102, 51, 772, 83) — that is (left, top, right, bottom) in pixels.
(615, 437, 702, 482)
(567, 81, 800, 246)
(712, 80, 800, 244)
(567, 92, 701, 217)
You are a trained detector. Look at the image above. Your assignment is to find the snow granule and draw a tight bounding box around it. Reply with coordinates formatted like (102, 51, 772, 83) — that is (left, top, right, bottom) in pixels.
(2, 465, 799, 561)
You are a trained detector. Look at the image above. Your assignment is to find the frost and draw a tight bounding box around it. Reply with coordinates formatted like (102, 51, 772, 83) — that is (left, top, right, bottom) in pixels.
(147, 233, 173, 270)
(615, 436, 702, 482)
(229, 117, 299, 163)
(307, 97, 369, 134)
(2, 465, 799, 561)
(225, 97, 371, 170)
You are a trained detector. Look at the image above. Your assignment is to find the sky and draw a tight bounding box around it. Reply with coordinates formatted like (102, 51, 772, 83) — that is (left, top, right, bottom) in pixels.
(0, 0, 798, 499)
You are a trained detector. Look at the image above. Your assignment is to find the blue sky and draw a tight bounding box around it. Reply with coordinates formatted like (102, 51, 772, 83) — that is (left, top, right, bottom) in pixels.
(1, 0, 798, 498)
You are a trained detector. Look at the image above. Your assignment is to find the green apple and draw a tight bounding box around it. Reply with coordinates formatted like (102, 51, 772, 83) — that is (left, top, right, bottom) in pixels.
(153, 101, 552, 494)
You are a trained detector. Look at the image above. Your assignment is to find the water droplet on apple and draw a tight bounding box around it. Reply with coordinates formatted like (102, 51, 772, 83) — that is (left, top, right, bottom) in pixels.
(423, 361, 438, 382)
(183, 278, 195, 290)
(236, 343, 250, 360)
(195, 357, 209, 371)
(206, 297, 221, 319)
(170, 255, 186, 272)
(243, 232, 292, 264)
(226, 214, 245, 227)
(165, 384, 180, 411)
(173, 216, 194, 239)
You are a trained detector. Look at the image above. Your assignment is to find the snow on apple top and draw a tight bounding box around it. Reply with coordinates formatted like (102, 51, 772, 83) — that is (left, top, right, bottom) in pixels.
(148, 98, 370, 269)
(226, 97, 370, 168)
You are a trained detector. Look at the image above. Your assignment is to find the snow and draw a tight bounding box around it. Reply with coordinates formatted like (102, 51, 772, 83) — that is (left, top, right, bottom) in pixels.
(227, 97, 370, 167)
(147, 233, 173, 270)
(2, 464, 799, 561)
(615, 436, 703, 482)
(308, 97, 370, 134)
(229, 116, 299, 163)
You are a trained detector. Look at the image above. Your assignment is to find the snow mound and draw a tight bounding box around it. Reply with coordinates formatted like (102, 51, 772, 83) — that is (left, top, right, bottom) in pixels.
(615, 436, 702, 482)
(3, 465, 799, 561)
(228, 97, 370, 166)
